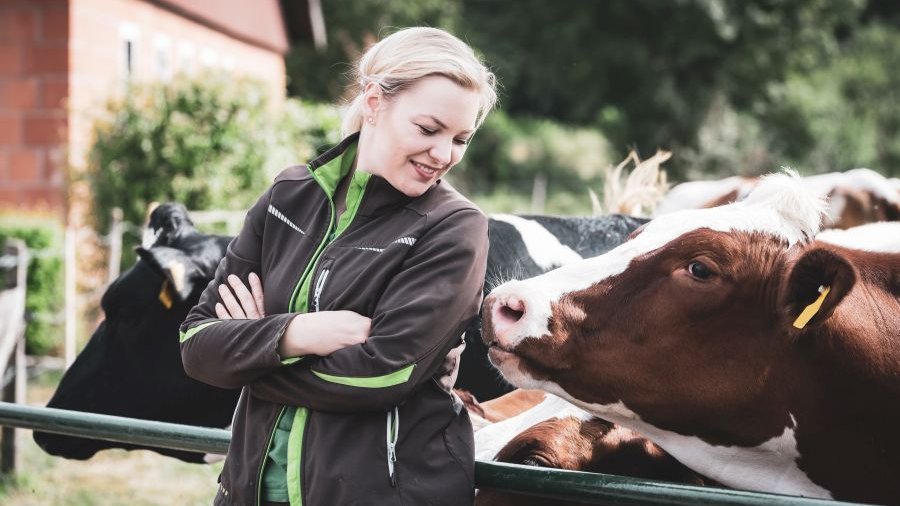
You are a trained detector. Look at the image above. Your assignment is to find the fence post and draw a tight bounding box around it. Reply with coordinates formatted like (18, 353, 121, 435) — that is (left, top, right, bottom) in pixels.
(530, 172, 547, 214)
(107, 208, 124, 285)
(64, 226, 77, 369)
(1, 240, 28, 474)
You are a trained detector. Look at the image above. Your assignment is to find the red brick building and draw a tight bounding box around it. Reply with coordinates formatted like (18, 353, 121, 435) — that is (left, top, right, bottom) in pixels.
(0, 0, 289, 221)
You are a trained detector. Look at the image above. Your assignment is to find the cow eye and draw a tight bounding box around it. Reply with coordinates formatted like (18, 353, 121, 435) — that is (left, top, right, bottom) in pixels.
(687, 260, 713, 280)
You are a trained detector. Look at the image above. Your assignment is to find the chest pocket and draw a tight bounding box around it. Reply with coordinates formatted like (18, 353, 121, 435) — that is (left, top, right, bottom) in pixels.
(314, 237, 419, 316)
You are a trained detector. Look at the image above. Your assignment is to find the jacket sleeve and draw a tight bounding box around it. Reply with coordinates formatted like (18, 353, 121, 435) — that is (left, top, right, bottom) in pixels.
(247, 208, 489, 412)
(179, 185, 297, 389)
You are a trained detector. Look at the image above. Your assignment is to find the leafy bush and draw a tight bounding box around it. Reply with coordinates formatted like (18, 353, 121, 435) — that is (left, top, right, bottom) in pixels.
(451, 110, 613, 201)
(769, 22, 900, 176)
(88, 75, 271, 233)
(0, 216, 64, 355)
(681, 22, 900, 180)
(86, 74, 342, 267)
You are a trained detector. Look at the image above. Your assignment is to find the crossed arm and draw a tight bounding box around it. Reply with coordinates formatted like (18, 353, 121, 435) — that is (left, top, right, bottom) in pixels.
(214, 272, 370, 358)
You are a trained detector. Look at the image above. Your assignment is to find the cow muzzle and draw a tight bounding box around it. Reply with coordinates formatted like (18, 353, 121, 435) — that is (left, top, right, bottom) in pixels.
(483, 293, 526, 347)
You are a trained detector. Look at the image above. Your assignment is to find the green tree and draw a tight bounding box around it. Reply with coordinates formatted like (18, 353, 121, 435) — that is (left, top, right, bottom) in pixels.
(457, 0, 863, 175)
(759, 22, 900, 176)
(285, 0, 460, 101)
(285, 0, 870, 180)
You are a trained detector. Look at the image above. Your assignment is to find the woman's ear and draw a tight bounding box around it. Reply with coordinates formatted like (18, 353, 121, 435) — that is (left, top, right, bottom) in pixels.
(780, 246, 856, 331)
(363, 82, 385, 120)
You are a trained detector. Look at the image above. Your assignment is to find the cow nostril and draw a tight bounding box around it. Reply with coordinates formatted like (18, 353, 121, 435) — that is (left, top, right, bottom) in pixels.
(499, 304, 524, 324)
(490, 296, 527, 339)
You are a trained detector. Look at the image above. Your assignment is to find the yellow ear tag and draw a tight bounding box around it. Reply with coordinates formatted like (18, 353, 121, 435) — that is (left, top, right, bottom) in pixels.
(158, 279, 174, 309)
(792, 285, 830, 329)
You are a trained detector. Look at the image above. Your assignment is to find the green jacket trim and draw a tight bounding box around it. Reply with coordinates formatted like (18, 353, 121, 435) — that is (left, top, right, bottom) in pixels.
(286, 407, 309, 506)
(311, 363, 416, 388)
(287, 142, 358, 312)
(178, 320, 222, 343)
(276, 139, 370, 505)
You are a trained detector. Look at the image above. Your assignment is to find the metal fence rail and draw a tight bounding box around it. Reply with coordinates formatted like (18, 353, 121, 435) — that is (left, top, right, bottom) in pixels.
(0, 402, 872, 506)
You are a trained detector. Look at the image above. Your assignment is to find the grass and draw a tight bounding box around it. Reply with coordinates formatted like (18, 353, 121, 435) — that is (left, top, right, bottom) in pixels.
(0, 368, 222, 505)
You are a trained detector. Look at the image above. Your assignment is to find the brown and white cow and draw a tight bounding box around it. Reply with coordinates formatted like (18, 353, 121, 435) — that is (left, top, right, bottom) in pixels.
(475, 402, 708, 506)
(817, 221, 900, 253)
(479, 172, 900, 503)
(657, 168, 900, 230)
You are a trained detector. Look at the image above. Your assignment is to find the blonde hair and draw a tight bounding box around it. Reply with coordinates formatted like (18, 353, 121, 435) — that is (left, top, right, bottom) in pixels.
(341, 27, 498, 137)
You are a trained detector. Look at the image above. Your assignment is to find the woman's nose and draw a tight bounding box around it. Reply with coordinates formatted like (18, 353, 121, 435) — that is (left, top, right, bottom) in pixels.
(429, 139, 452, 166)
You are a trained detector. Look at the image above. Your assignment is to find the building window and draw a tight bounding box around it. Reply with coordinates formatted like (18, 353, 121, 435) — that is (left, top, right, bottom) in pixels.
(177, 41, 196, 75)
(200, 47, 218, 68)
(119, 23, 140, 81)
(154, 34, 172, 81)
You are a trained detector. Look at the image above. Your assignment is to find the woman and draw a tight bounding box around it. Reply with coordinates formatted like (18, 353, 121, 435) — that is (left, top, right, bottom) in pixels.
(180, 27, 497, 505)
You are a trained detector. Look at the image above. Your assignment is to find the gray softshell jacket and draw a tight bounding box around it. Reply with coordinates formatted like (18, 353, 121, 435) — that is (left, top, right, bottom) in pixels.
(180, 134, 489, 505)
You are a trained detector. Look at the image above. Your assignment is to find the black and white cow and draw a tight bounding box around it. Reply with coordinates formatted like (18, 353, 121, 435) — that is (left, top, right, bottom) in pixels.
(33, 204, 238, 463)
(34, 203, 644, 462)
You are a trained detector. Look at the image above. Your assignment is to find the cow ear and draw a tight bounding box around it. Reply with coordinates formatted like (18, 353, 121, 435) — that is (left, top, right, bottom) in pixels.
(135, 246, 203, 305)
(782, 246, 855, 330)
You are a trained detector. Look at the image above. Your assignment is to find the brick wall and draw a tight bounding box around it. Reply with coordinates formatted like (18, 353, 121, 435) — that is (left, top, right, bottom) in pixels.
(0, 0, 287, 221)
(0, 0, 69, 215)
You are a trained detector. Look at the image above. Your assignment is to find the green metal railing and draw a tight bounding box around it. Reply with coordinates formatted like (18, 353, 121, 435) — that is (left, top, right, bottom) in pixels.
(0, 402, 872, 506)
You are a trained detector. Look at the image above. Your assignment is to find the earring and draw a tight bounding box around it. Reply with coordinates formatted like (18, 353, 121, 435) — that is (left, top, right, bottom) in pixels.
(367, 116, 374, 124)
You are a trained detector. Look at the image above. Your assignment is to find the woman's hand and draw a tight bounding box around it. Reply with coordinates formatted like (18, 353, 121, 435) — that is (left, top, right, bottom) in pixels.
(215, 273, 265, 319)
(214, 273, 370, 357)
(281, 311, 371, 357)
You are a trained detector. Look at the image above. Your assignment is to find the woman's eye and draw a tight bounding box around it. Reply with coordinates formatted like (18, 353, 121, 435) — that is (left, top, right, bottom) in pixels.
(687, 260, 713, 280)
(417, 124, 436, 135)
(453, 137, 470, 146)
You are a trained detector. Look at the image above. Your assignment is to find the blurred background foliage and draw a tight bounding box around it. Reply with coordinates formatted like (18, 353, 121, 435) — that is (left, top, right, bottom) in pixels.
(86, 0, 900, 232)
(286, 0, 899, 184)
(0, 217, 63, 355)
(86, 75, 342, 265)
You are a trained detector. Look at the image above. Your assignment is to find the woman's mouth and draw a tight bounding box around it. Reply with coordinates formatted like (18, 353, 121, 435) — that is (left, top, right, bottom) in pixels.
(410, 160, 439, 180)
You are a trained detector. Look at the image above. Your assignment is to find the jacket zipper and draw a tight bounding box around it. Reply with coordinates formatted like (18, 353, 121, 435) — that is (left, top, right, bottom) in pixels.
(386, 406, 400, 487)
(256, 406, 287, 506)
(313, 268, 330, 313)
(281, 169, 349, 504)
(276, 152, 367, 505)
(263, 174, 338, 506)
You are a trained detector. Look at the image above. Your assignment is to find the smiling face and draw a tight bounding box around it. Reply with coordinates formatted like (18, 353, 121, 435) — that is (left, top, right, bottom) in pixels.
(356, 75, 481, 197)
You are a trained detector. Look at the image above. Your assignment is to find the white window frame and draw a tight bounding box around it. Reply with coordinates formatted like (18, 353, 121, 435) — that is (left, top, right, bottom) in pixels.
(177, 40, 196, 75)
(119, 22, 141, 81)
(153, 34, 172, 81)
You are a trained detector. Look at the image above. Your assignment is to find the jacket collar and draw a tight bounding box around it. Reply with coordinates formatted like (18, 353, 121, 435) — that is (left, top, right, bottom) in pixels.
(309, 132, 429, 215)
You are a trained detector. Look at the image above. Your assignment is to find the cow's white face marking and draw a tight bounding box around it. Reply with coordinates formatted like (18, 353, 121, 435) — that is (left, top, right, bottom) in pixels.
(491, 214, 583, 270)
(142, 227, 161, 248)
(489, 172, 825, 348)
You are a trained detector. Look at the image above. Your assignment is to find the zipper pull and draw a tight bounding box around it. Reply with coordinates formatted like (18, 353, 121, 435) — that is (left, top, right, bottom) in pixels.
(387, 440, 397, 487)
(386, 407, 399, 487)
(313, 269, 330, 313)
